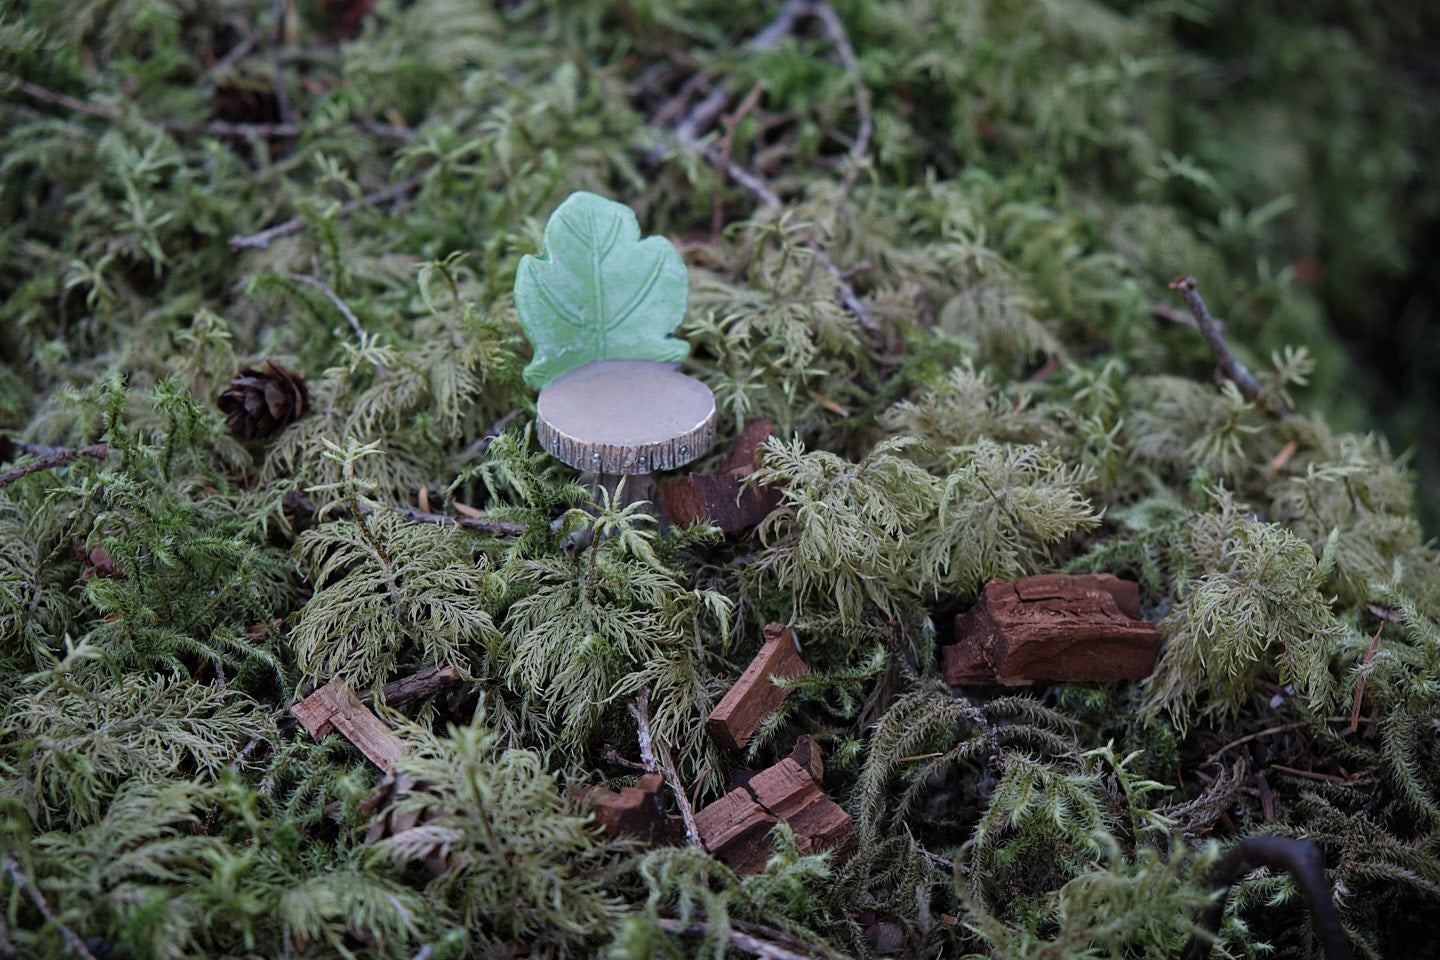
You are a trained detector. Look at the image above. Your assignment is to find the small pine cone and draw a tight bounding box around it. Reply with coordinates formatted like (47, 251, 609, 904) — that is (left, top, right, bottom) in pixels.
(217, 360, 310, 440)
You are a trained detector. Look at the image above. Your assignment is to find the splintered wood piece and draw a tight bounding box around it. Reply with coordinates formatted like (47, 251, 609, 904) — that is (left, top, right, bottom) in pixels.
(705, 623, 808, 750)
(788, 734, 823, 782)
(365, 664, 462, 708)
(293, 677, 406, 770)
(694, 787, 779, 876)
(942, 573, 1160, 686)
(696, 746, 852, 875)
(746, 758, 851, 848)
(662, 417, 783, 531)
(536, 359, 716, 475)
(717, 417, 777, 474)
(582, 773, 681, 843)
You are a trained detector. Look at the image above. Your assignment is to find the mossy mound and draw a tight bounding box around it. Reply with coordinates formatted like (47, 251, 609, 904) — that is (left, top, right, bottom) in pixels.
(1, 2, 1437, 958)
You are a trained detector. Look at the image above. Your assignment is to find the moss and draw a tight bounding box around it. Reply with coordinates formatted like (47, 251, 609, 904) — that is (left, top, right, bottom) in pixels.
(0, 0, 1437, 957)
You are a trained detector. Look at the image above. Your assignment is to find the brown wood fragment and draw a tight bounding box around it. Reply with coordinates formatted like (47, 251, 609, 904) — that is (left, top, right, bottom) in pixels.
(746, 758, 851, 850)
(705, 622, 807, 751)
(788, 734, 823, 781)
(293, 677, 406, 770)
(693, 787, 779, 876)
(695, 743, 851, 875)
(661, 417, 783, 531)
(363, 664, 463, 708)
(582, 772, 681, 843)
(717, 417, 777, 474)
(942, 574, 1159, 685)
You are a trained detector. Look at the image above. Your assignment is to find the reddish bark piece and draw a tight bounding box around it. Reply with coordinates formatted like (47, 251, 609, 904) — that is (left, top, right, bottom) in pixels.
(694, 787, 779, 876)
(942, 574, 1160, 686)
(293, 677, 406, 770)
(696, 747, 852, 875)
(365, 664, 463, 708)
(582, 773, 681, 843)
(746, 758, 851, 851)
(706, 623, 808, 751)
(661, 417, 783, 532)
(717, 417, 778, 474)
(788, 734, 823, 781)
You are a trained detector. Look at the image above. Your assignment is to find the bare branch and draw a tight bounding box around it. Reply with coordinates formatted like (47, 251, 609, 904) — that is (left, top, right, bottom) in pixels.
(285, 273, 387, 382)
(628, 688, 702, 846)
(386, 504, 526, 537)
(656, 2, 878, 335)
(1182, 836, 1352, 960)
(0, 444, 107, 488)
(809, 1, 872, 195)
(654, 736, 702, 848)
(1168, 276, 1272, 411)
(657, 916, 849, 960)
(268, 0, 296, 129)
(229, 177, 420, 251)
(1, 72, 412, 144)
(627, 688, 659, 773)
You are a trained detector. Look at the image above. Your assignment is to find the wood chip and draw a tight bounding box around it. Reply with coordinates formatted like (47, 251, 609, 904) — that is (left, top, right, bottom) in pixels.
(706, 622, 807, 750)
(662, 417, 782, 531)
(293, 677, 406, 770)
(942, 574, 1160, 685)
(582, 772, 682, 843)
(695, 740, 851, 876)
(693, 788, 779, 876)
(746, 758, 851, 850)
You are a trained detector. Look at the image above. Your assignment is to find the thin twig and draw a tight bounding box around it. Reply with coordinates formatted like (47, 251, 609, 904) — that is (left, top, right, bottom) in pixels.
(647, 2, 879, 335)
(655, 736, 702, 848)
(284, 491, 526, 537)
(809, 1, 872, 195)
(750, 0, 816, 48)
(2, 72, 412, 143)
(229, 734, 266, 771)
(387, 505, 526, 537)
(1181, 836, 1352, 960)
(600, 743, 650, 772)
(917, 845, 959, 871)
(1204, 721, 1309, 766)
(229, 177, 420, 251)
(0, 444, 107, 488)
(284, 273, 386, 381)
(627, 689, 659, 773)
(1151, 299, 1202, 329)
(650, 68, 716, 130)
(717, 82, 766, 169)
(1268, 764, 1369, 785)
(204, 30, 262, 82)
(656, 917, 846, 960)
(659, 0, 810, 160)
(1349, 624, 1384, 734)
(699, 145, 877, 333)
(4, 854, 99, 960)
(268, 0, 296, 128)
(1168, 276, 1271, 411)
(629, 690, 703, 846)
(455, 409, 520, 461)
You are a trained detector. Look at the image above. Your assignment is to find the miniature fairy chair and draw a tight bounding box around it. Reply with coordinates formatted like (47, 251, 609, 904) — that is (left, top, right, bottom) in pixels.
(515, 191, 716, 505)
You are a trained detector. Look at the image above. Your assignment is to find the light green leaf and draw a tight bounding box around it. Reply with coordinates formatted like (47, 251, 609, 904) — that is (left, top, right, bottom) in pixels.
(515, 191, 690, 388)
